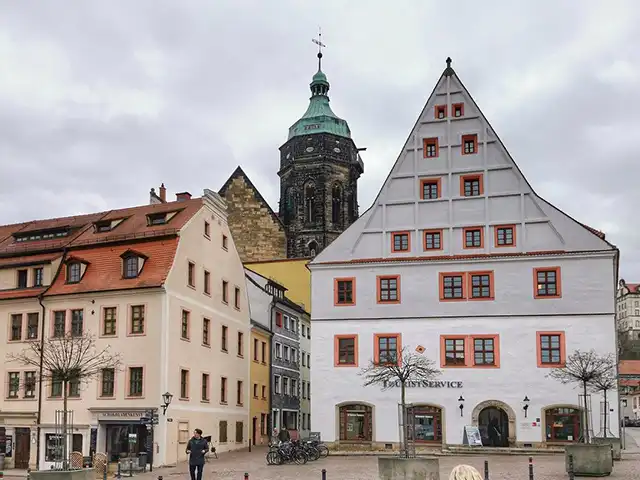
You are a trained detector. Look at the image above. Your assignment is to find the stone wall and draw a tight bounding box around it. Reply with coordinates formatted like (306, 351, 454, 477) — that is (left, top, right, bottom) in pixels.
(221, 175, 287, 262)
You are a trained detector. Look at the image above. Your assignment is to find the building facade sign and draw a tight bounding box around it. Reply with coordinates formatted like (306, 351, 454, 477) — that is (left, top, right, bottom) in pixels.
(96, 411, 145, 421)
(382, 380, 463, 388)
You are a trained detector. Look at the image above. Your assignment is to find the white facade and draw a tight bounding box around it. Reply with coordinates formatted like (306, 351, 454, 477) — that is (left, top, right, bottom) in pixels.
(309, 60, 618, 448)
(616, 279, 640, 340)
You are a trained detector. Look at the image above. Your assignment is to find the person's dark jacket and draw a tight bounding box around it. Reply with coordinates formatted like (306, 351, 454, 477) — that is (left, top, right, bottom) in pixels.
(277, 429, 290, 442)
(186, 436, 208, 466)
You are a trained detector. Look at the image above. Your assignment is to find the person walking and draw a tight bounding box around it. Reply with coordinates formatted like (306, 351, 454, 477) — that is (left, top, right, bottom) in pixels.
(186, 428, 208, 480)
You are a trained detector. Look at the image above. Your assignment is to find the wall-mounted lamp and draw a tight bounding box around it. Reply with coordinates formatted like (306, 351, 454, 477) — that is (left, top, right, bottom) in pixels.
(161, 391, 173, 415)
(522, 396, 530, 418)
(458, 395, 465, 417)
(622, 399, 628, 408)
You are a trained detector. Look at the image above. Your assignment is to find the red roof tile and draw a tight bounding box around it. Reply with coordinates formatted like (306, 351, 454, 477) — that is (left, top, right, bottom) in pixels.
(45, 238, 179, 296)
(619, 360, 640, 375)
(0, 252, 61, 268)
(0, 287, 47, 301)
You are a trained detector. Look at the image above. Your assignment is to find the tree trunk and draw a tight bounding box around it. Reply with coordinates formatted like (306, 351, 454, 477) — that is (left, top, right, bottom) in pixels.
(582, 381, 590, 444)
(63, 380, 69, 470)
(401, 381, 407, 458)
(603, 388, 608, 439)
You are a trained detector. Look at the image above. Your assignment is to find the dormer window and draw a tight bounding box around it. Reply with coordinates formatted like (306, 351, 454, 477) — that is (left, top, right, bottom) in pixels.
(120, 250, 147, 279)
(14, 228, 69, 243)
(147, 213, 167, 226)
(95, 221, 112, 233)
(123, 256, 138, 279)
(67, 262, 81, 284)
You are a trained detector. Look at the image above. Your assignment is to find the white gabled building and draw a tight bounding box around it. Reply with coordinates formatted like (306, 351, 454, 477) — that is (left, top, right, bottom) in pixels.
(309, 58, 619, 449)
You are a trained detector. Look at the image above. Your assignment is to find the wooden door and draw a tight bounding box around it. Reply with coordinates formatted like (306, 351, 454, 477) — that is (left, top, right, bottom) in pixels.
(14, 428, 30, 469)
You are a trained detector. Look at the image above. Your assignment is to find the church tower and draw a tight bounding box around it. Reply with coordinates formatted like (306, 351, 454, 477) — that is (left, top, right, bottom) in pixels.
(278, 43, 364, 259)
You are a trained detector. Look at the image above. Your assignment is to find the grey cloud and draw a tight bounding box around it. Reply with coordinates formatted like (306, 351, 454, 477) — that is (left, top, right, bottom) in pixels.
(1, 0, 640, 277)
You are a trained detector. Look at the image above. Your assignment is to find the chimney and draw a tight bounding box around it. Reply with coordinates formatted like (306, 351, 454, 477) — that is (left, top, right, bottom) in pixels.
(176, 192, 192, 202)
(159, 183, 166, 202)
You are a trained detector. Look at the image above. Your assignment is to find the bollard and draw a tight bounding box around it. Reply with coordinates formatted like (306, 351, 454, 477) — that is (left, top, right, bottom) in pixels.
(528, 456, 534, 480)
(568, 454, 575, 480)
(244, 474, 249, 480)
(116, 462, 121, 479)
(484, 460, 489, 480)
(321, 468, 327, 480)
(103, 467, 107, 480)
(158, 477, 163, 480)
(611, 444, 614, 467)
(26, 468, 30, 480)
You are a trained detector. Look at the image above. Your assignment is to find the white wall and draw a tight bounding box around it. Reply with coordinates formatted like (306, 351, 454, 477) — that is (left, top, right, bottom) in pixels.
(310, 314, 619, 444)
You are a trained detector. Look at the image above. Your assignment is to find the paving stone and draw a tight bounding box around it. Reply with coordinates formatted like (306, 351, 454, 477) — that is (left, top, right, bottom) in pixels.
(136, 448, 640, 479)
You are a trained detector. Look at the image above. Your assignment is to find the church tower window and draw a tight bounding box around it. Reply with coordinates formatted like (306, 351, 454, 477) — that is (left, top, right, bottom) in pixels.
(332, 184, 342, 225)
(305, 182, 316, 224)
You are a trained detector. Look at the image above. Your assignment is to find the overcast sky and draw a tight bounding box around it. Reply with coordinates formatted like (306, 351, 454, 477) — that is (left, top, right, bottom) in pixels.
(1, 1, 639, 276)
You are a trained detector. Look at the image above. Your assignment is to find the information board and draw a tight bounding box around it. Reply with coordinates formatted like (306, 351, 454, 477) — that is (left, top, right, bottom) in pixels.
(462, 426, 483, 446)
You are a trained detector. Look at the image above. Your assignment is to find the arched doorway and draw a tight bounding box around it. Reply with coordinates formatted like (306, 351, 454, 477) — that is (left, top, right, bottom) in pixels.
(472, 400, 516, 447)
(407, 404, 444, 444)
(544, 406, 582, 443)
(478, 407, 509, 447)
(338, 404, 373, 442)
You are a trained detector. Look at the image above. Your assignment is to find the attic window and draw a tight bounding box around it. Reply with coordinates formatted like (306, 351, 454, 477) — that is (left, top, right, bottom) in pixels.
(453, 103, 464, 117)
(147, 213, 167, 226)
(123, 256, 139, 279)
(67, 262, 82, 284)
(95, 221, 112, 233)
(15, 229, 69, 243)
(434, 105, 447, 119)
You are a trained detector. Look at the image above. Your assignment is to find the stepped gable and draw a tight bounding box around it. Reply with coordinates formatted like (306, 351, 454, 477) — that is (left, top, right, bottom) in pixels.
(313, 58, 615, 264)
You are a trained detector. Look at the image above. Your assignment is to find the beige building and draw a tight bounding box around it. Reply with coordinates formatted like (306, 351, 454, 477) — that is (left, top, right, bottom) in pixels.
(0, 187, 250, 470)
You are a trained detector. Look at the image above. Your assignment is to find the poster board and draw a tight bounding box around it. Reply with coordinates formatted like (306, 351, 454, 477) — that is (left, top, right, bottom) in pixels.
(309, 431, 321, 441)
(462, 426, 483, 446)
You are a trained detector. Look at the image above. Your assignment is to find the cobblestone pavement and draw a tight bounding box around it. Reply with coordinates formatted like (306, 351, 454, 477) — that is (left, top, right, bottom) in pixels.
(135, 448, 640, 479)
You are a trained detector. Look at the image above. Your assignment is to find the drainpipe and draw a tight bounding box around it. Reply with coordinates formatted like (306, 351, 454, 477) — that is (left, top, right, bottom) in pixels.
(36, 248, 67, 469)
(268, 298, 276, 436)
(35, 294, 46, 470)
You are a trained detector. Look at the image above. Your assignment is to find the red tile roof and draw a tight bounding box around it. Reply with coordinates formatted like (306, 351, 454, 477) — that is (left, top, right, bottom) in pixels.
(45, 238, 179, 296)
(619, 360, 640, 376)
(0, 197, 203, 299)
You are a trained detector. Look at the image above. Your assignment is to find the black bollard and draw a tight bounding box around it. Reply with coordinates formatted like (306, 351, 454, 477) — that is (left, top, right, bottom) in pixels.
(611, 444, 614, 466)
(484, 459, 489, 480)
(528, 456, 534, 480)
(568, 454, 575, 480)
(103, 466, 107, 480)
(321, 468, 327, 480)
(116, 462, 122, 479)
(129, 458, 133, 477)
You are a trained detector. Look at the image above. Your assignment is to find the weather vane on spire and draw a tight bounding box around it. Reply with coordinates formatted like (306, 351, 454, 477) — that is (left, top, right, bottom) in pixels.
(312, 27, 326, 70)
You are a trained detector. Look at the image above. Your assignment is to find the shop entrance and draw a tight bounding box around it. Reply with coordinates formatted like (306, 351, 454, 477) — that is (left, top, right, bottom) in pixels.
(478, 407, 509, 447)
(105, 424, 148, 463)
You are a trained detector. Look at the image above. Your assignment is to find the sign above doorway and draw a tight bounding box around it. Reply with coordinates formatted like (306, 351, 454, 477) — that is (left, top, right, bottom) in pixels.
(382, 380, 463, 388)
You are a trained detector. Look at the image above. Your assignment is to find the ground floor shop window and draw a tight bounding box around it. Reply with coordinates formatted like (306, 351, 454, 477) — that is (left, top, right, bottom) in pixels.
(105, 424, 148, 463)
(545, 407, 581, 442)
(339, 404, 373, 442)
(282, 411, 298, 430)
(408, 405, 442, 443)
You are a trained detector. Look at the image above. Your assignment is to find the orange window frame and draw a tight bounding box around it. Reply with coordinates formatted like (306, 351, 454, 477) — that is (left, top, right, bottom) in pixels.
(494, 224, 517, 247)
(434, 105, 447, 119)
(334, 277, 356, 306)
(423, 229, 444, 251)
(533, 267, 562, 299)
(376, 275, 401, 304)
(461, 134, 478, 155)
(423, 137, 440, 158)
(439, 272, 467, 301)
(420, 178, 441, 200)
(374, 333, 402, 365)
(536, 331, 566, 367)
(334, 334, 359, 367)
(470, 334, 500, 368)
(452, 103, 464, 117)
(462, 226, 484, 249)
(391, 231, 411, 253)
(467, 271, 495, 301)
(439, 335, 468, 367)
(460, 173, 484, 196)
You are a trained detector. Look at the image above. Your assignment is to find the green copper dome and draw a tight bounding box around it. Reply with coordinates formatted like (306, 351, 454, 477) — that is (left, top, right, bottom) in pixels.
(287, 68, 351, 140)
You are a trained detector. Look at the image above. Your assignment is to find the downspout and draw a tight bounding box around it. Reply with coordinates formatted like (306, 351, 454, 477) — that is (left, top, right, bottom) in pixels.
(268, 297, 276, 436)
(36, 248, 67, 470)
(613, 248, 624, 447)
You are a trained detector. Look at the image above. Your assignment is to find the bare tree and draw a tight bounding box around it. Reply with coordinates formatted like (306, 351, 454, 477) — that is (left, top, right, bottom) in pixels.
(547, 350, 616, 444)
(359, 346, 441, 457)
(8, 332, 122, 469)
(590, 368, 617, 438)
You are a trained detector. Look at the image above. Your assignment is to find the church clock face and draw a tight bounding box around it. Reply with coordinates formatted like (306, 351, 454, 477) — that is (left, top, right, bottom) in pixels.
(306, 147, 314, 153)
(333, 147, 341, 153)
